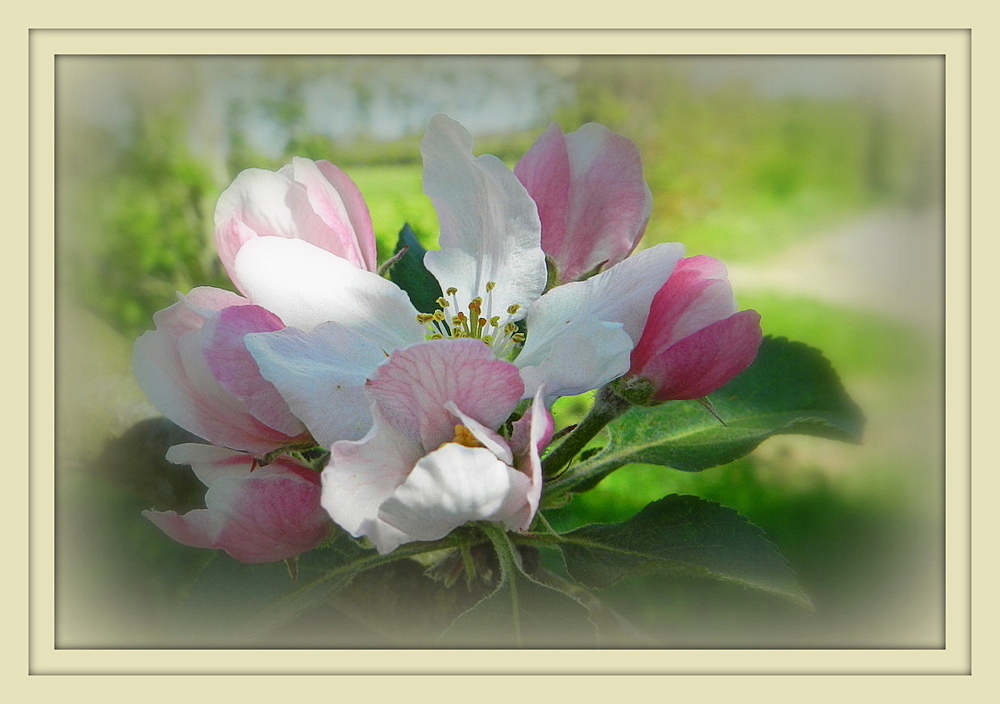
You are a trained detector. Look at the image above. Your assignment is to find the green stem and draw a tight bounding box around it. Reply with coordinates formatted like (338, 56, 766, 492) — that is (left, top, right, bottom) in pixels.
(235, 537, 463, 643)
(479, 522, 523, 644)
(540, 385, 632, 478)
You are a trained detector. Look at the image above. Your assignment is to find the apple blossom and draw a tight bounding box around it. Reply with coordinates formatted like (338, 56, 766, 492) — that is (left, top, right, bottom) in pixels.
(515, 122, 652, 284)
(214, 156, 378, 295)
(132, 286, 309, 455)
(239, 115, 684, 445)
(628, 255, 763, 401)
(321, 339, 552, 554)
(143, 443, 331, 564)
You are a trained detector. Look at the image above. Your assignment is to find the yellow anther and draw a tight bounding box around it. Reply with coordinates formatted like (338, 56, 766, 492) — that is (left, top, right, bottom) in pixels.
(512, 333, 526, 343)
(450, 424, 484, 449)
(436, 297, 450, 308)
(452, 315, 463, 326)
(506, 303, 521, 315)
(429, 333, 443, 340)
(489, 316, 501, 327)
(433, 310, 446, 322)
(485, 281, 496, 292)
(504, 322, 518, 335)
(446, 287, 458, 296)
(416, 313, 434, 324)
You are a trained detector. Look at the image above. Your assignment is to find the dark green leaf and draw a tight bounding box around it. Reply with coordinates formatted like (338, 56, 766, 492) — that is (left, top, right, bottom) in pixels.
(439, 563, 598, 647)
(389, 223, 442, 314)
(560, 494, 811, 608)
(548, 336, 864, 496)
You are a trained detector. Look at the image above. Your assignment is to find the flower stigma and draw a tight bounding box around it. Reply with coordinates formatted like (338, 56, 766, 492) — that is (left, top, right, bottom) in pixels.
(416, 282, 526, 360)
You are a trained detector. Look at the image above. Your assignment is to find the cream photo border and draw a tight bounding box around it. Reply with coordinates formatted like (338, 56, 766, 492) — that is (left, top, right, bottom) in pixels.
(10, 19, 988, 698)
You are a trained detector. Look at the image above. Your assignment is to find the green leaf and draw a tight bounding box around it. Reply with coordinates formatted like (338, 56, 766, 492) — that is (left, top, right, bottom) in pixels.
(547, 336, 864, 496)
(388, 223, 442, 314)
(439, 524, 598, 647)
(560, 494, 811, 608)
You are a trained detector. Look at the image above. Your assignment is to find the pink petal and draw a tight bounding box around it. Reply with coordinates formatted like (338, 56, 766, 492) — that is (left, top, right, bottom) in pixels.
(142, 508, 216, 551)
(517, 123, 652, 283)
(513, 123, 571, 255)
(214, 161, 378, 293)
(368, 338, 524, 449)
(630, 255, 737, 373)
(144, 450, 330, 564)
(507, 387, 553, 529)
(202, 304, 306, 437)
(133, 292, 306, 454)
(312, 159, 378, 271)
(640, 310, 763, 401)
(151, 286, 250, 337)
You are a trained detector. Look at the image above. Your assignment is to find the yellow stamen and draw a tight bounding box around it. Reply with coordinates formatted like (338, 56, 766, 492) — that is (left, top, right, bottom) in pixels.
(451, 425, 484, 449)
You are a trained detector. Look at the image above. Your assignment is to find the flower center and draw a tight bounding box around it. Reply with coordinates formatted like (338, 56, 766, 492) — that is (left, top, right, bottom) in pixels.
(415, 282, 526, 360)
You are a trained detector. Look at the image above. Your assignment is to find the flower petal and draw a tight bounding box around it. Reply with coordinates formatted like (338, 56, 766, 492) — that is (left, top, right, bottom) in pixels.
(517, 316, 634, 400)
(368, 338, 524, 449)
(640, 310, 763, 401)
(214, 162, 378, 292)
(516, 122, 652, 283)
(376, 443, 531, 552)
(443, 401, 513, 466)
(507, 387, 553, 529)
(421, 114, 547, 320)
(234, 236, 424, 351)
(286, 157, 377, 271)
(630, 255, 737, 373)
(145, 446, 330, 564)
(201, 304, 306, 437)
(133, 292, 305, 454)
(516, 242, 684, 398)
(245, 323, 386, 448)
(322, 409, 422, 548)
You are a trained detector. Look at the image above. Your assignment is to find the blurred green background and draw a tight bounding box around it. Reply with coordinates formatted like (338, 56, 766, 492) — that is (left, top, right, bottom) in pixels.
(55, 55, 944, 647)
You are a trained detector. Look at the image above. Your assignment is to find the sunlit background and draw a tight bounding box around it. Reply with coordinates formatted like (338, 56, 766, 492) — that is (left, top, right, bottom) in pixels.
(55, 55, 943, 647)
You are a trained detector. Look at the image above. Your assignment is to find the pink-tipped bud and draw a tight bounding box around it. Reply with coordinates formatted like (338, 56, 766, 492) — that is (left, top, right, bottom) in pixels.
(628, 255, 762, 402)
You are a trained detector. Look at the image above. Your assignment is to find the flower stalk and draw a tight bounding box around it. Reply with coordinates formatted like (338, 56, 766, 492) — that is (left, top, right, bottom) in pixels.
(540, 384, 633, 478)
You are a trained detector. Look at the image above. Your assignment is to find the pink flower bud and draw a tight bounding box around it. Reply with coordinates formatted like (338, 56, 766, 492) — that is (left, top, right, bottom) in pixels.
(629, 256, 762, 401)
(214, 157, 377, 294)
(143, 444, 330, 564)
(515, 123, 652, 284)
(132, 287, 308, 454)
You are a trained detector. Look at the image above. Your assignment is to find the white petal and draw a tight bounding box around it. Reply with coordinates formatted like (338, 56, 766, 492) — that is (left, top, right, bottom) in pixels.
(516, 316, 634, 400)
(165, 443, 253, 487)
(245, 323, 388, 447)
(442, 401, 513, 466)
(234, 236, 424, 352)
(421, 114, 547, 319)
(516, 242, 684, 399)
(377, 443, 530, 549)
(321, 410, 422, 544)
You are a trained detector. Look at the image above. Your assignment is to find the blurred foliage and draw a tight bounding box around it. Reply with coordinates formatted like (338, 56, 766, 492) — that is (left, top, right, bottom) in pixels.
(65, 56, 936, 339)
(67, 106, 233, 338)
(554, 58, 936, 260)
